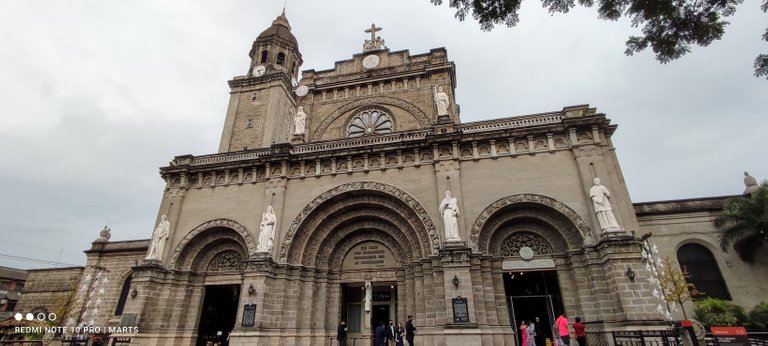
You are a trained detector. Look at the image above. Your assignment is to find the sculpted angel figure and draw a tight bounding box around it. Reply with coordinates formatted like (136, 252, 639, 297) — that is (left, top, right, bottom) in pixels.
(146, 215, 170, 260)
(439, 191, 461, 241)
(257, 206, 277, 252)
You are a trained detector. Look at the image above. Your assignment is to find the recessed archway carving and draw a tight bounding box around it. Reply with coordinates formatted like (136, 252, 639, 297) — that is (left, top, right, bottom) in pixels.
(278, 181, 439, 264)
(310, 96, 429, 141)
(470, 194, 592, 253)
(169, 219, 256, 270)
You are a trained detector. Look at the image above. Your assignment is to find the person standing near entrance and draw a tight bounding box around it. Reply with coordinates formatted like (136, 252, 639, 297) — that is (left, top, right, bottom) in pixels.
(337, 320, 347, 346)
(527, 320, 536, 346)
(374, 321, 386, 346)
(520, 320, 528, 346)
(573, 317, 586, 346)
(405, 315, 416, 346)
(396, 322, 405, 346)
(556, 312, 570, 346)
(386, 320, 397, 346)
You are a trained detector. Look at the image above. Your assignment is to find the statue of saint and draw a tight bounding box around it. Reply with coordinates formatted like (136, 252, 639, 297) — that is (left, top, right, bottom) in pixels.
(146, 215, 170, 260)
(744, 171, 759, 196)
(257, 206, 277, 252)
(364, 280, 372, 312)
(439, 191, 461, 241)
(433, 85, 450, 116)
(294, 107, 307, 135)
(589, 178, 622, 233)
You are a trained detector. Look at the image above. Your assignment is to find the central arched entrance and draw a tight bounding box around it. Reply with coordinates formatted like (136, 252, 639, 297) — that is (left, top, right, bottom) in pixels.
(279, 181, 440, 342)
(472, 194, 593, 346)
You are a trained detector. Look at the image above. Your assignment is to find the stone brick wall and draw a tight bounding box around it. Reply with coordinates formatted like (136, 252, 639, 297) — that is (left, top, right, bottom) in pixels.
(16, 266, 83, 323)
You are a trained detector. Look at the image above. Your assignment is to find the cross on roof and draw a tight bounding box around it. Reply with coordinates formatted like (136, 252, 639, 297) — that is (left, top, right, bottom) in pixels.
(365, 23, 382, 42)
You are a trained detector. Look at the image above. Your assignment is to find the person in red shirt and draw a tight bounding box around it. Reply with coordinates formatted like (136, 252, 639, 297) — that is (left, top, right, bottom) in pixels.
(573, 317, 586, 346)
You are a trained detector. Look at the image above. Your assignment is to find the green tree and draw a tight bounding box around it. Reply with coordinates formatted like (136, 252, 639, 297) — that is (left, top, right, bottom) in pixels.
(430, 0, 768, 79)
(715, 182, 768, 263)
(659, 256, 701, 320)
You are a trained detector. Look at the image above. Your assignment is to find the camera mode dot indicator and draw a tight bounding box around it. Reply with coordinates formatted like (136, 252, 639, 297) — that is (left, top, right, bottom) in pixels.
(14, 313, 22, 321)
(25, 313, 34, 321)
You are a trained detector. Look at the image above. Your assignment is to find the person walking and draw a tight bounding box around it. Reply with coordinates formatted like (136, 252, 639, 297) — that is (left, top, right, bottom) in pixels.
(520, 320, 528, 346)
(386, 320, 397, 346)
(573, 317, 586, 346)
(556, 312, 570, 346)
(396, 322, 405, 346)
(405, 315, 417, 346)
(337, 320, 347, 346)
(374, 321, 387, 346)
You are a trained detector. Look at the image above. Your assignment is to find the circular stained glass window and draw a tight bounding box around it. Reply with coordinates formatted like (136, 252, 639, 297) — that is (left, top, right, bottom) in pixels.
(347, 109, 393, 138)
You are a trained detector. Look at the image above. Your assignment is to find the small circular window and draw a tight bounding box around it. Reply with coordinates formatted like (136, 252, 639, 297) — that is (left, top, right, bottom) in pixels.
(347, 109, 393, 138)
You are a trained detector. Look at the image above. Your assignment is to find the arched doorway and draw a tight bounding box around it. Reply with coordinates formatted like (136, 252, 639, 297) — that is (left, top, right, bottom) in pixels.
(279, 181, 440, 341)
(169, 221, 253, 346)
(471, 194, 592, 346)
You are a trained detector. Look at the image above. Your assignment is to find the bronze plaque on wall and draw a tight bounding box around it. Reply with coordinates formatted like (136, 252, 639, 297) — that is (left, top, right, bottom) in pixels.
(452, 297, 469, 323)
(242, 304, 256, 327)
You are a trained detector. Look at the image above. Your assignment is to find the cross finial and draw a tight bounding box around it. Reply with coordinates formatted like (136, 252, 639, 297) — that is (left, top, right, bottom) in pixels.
(365, 23, 382, 42)
(282, 1, 287, 16)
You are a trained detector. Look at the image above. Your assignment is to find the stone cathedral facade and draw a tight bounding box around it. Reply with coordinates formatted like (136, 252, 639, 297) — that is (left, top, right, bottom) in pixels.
(16, 12, 768, 346)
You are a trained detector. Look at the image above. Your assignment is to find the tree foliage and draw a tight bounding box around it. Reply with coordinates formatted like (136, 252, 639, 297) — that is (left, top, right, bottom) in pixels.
(694, 298, 748, 329)
(658, 256, 701, 320)
(749, 302, 768, 331)
(715, 181, 768, 263)
(430, 0, 768, 79)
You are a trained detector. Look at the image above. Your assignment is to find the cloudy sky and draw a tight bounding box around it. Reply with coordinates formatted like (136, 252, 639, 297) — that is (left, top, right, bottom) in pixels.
(1, 0, 766, 269)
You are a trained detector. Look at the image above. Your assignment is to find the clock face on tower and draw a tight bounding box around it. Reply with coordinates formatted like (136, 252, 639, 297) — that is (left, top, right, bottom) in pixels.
(252, 65, 266, 77)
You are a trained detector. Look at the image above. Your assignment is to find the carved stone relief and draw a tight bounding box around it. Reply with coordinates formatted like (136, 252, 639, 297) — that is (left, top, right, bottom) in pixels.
(470, 194, 593, 254)
(278, 181, 440, 263)
(311, 97, 429, 141)
(169, 219, 256, 270)
(207, 250, 245, 272)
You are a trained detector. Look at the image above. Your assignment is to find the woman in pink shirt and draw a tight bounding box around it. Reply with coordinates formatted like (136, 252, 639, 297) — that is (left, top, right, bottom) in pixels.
(555, 312, 570, 346)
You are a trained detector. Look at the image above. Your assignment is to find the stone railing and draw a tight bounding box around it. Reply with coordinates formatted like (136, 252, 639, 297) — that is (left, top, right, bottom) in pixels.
(291, 129, 432, 154)
(186, 149, 276, 167)
(459, 113, 563, 134)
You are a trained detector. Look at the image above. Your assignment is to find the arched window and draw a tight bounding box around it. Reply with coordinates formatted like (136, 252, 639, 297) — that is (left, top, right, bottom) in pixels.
(260, 50, 268, 63)
(677, 244, 731, 300)
(114, 275, 132, 315)
(276, 52, 286, 65)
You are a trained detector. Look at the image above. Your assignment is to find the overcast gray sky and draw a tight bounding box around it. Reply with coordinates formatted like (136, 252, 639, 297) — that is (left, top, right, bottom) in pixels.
(1, 0, 766, 269)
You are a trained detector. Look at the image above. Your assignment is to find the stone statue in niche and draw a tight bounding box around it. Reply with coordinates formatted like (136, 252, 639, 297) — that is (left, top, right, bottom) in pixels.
(440, 191, 461, 241)
(433, 85, 450, 117)
(146, 215, 170, 260)
(257, 206, 277, 252)
(589, 178, 623, 233)
(294, 106, 307, 135)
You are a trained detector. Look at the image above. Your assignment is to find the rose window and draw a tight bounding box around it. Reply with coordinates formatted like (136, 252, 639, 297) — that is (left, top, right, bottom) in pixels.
(347, 109, 393, 138)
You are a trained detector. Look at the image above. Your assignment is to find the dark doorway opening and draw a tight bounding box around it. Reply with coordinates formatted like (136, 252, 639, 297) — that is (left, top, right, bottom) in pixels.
(197, 284, 240, 346)
(504, 270, 564, 346)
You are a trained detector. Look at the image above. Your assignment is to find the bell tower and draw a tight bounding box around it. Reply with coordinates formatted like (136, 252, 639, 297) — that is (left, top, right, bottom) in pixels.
(218, 11, 303, 152)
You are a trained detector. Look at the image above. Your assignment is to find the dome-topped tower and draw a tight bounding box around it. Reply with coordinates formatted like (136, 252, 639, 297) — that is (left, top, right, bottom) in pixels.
(248, 11, 303, 80)
(218, 11, 304, 152)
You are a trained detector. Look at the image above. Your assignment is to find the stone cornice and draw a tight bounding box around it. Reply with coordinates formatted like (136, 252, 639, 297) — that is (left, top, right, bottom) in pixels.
(160, 105, 613, 183)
